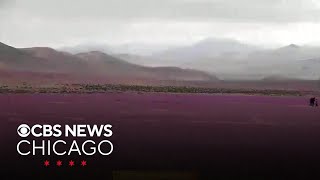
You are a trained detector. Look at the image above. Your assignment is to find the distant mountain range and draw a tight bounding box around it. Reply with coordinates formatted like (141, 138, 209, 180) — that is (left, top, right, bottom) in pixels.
(0, 42, 218, 83)
(60, 38, 320, 80)
(149, 41, 320, 80)
(73, 39, 320, 81)
(152, 38, 259, 60)
(60, 43, 175, 56)
(3, 37, 320, 82)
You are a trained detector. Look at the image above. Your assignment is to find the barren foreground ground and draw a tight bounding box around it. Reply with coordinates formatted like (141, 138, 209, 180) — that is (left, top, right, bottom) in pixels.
(1, 93, 320, 179)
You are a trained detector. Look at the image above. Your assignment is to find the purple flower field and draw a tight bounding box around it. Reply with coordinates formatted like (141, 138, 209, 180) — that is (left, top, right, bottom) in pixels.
(1, 93, 320, 178)
(1, 93, 318, 127)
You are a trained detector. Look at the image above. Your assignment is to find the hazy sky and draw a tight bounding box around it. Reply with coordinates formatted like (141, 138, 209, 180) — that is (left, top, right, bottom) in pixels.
(1, 0, 320, 48)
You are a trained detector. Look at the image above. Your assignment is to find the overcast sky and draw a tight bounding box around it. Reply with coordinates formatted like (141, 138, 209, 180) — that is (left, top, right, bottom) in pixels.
(1, 0, 320, 48)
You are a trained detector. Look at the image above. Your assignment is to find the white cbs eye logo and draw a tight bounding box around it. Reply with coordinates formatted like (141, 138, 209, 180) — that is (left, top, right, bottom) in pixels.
(17, 124, 30, 137)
